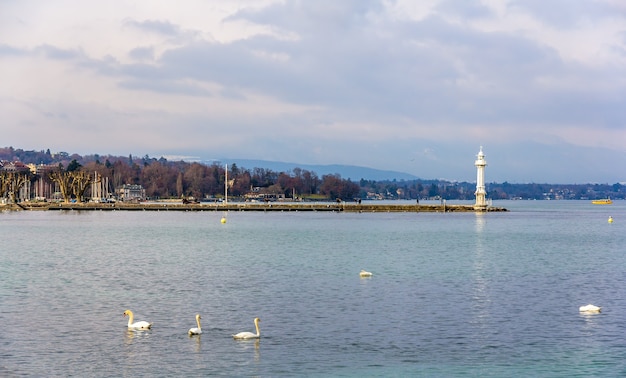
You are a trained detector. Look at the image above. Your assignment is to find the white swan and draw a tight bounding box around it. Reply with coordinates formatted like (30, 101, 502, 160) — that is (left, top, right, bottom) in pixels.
(232, 317, 261, 339)
(123, 309, 152, 330)
(579, 304, 601, 313)
(188, 314, 202, 335)
(359, 269, 373, 277)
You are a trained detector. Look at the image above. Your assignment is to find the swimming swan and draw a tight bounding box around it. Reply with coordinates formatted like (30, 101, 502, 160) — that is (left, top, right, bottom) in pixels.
(123, 309, 152, 330)
(359, 270, 373, 277)
(579, 304, 601, 313)
(232, 317, 261, 339)
(188, 314, 202, 336)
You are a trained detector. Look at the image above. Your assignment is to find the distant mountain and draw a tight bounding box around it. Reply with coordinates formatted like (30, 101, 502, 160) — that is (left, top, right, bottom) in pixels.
(202, 159, 419, 181)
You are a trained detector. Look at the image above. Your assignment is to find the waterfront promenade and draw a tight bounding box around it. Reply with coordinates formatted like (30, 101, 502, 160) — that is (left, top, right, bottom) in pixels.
(3, 201, 508, 212)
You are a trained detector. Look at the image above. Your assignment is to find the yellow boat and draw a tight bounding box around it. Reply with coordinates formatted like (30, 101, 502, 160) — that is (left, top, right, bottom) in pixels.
(592, 198, 612, 205)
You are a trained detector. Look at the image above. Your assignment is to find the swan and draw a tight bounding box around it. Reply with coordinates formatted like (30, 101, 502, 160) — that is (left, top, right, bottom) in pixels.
(579, 304, 601, 313)
(359, 270, 373, 277)
(188, 314, 202, 335)
(232, 317, 261, 340)
(123, 309, 152, 330)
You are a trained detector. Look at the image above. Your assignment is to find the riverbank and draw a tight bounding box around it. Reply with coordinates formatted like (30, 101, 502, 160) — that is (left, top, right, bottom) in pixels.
(2, 202, 508, 212)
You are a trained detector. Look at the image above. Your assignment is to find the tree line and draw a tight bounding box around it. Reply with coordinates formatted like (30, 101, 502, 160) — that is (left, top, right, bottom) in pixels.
(0, 147, 360, 202)
(1, 147, 624, 203)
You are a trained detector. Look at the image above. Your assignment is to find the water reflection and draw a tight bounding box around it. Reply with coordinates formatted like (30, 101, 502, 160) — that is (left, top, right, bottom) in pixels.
(474, 212, 486, 233)
(189, 333, 202, 353)
(579, 312, 602, 328)
(124, 329, 152, 344)
(253, 339, 260, 362)
(234, 338, 261, 362)
(471, 211, 490, 339)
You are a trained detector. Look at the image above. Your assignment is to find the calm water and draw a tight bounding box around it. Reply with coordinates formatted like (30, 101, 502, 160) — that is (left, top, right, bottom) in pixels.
(1, 201, 625, 377)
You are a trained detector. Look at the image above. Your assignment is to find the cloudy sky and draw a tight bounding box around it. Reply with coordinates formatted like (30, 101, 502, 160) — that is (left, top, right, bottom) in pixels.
(1, 0, 625, 183)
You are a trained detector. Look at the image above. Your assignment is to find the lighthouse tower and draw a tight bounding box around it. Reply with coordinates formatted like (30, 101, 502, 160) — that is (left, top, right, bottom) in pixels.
(474, 146, 487, 210)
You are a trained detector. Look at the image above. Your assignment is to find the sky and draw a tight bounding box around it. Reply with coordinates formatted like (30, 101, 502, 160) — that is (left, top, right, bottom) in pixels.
(1, 0, 625, 184)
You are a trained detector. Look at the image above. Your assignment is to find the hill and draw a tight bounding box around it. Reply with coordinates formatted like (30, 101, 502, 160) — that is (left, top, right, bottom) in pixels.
(203, 159, 419, 181)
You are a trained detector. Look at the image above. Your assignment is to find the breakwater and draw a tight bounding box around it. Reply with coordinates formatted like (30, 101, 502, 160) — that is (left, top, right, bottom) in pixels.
(5, 202, 508, 212)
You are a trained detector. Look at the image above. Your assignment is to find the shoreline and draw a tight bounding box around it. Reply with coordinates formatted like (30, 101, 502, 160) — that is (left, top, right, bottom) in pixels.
(2, 202, 508, 212)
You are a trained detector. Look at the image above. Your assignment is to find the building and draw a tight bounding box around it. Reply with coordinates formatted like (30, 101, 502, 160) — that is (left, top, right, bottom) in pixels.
(474, 146, 488, 210)
(119, 184, 145, 202)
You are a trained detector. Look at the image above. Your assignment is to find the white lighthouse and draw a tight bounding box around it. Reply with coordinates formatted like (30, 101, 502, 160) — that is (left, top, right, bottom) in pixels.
(474, 146, 487, 210)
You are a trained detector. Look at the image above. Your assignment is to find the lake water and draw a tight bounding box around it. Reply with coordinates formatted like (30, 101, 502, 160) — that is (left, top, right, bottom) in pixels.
(1, 201, 625, 377)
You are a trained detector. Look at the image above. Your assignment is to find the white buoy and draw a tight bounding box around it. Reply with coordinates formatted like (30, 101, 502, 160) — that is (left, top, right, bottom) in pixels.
(579, 304, 601, 313)
(359, 270, 372, 278)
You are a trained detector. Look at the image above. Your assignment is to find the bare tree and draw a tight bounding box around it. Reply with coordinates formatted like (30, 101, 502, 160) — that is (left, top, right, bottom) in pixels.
(0, 172, 8, 200)
(0, 171, 32, 203)
(49, 169, 74, 203)
(48, 169, 92, 203)
(69, 171, 92, 203)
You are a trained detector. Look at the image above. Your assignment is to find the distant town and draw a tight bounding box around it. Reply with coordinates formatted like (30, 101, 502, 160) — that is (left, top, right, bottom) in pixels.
(0, 146, 623, 204)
